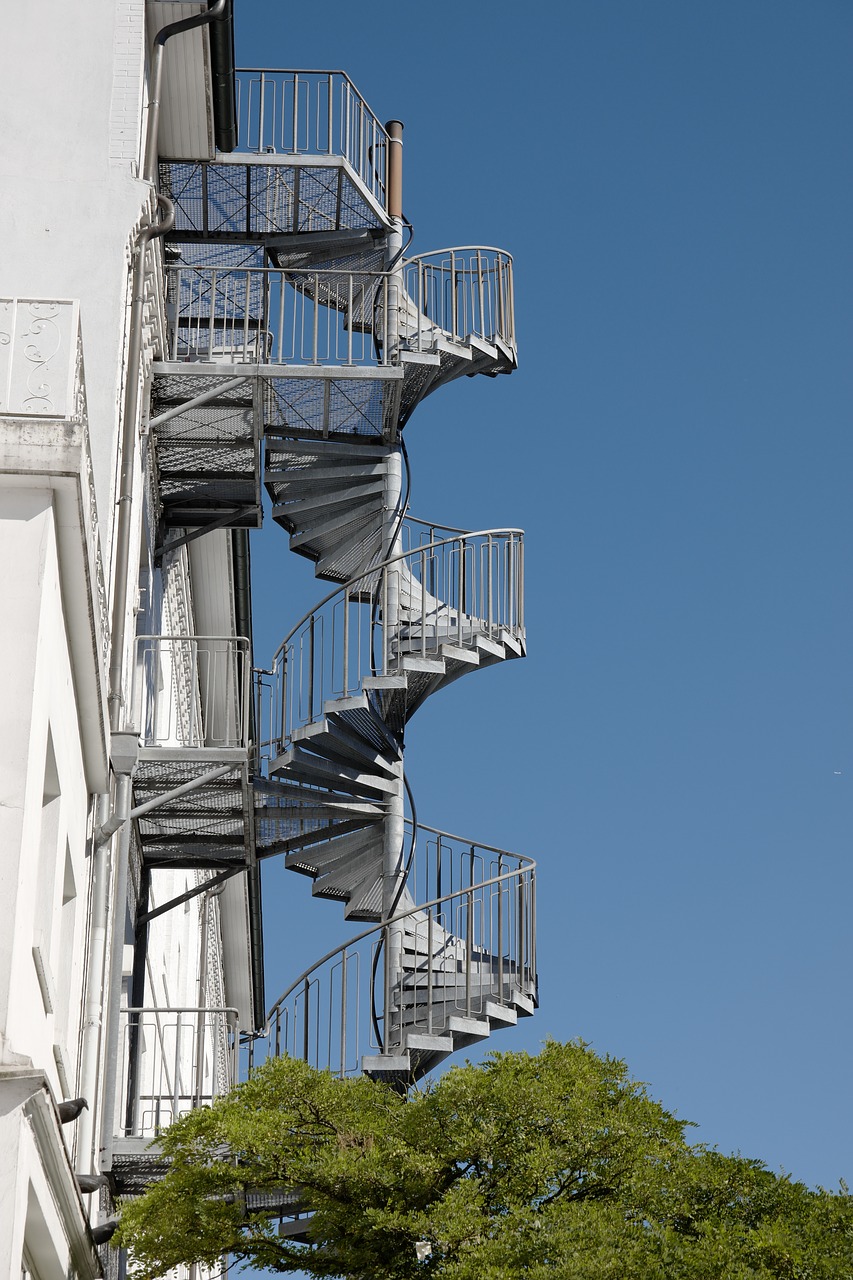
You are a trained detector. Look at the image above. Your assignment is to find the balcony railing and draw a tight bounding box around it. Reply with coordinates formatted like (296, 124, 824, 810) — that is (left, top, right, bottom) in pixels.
(235, 69, 388, 209)
(402, 248, 516, 356)
(0, 297, 109, 671)
(118, 1006, 239, 1139)
(256, 528, 524, 758)
(249, 825, 536, 1075)
(134, 635, 250, 750)
(164, 266, 391, 366)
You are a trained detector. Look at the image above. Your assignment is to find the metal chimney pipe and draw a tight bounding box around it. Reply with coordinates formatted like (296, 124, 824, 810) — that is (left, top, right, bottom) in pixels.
(385, 120, 404, 219)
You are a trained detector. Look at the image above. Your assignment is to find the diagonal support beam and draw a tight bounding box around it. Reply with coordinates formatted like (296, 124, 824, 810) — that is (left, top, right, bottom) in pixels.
(138, 866, 244, 925)
(155, 506, 258, 562)
(149, 375, 253, 428)
(130, 764, 235, 821)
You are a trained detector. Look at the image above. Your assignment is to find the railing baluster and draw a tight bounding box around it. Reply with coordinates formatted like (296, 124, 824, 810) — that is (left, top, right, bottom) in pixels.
(497, 858, 504, 1000)
(339, 950, 347, 1078)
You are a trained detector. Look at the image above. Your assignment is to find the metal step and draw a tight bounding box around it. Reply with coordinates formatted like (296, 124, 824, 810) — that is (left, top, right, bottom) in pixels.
(284, 824, 382, 879)
(291, 718, 400, 774)
(270, 746, 397, 801)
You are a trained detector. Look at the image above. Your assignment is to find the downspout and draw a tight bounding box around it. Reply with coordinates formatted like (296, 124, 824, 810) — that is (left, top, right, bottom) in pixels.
(231, 529, 266, 1030)
(98, 0, 230, 1175)
(208, 0, 237, 154)
(143, 0, 228, 184)
(75, 794, 114, 1177)
(106, 192, 174, 735)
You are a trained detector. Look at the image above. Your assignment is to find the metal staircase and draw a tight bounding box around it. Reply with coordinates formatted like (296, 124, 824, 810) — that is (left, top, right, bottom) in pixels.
(148, 68, 536, 1089)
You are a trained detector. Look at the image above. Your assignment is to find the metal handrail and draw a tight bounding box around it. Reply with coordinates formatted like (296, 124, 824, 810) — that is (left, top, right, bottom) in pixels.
(234, 69, 388, 208)
(164, 265, 392, 367)
(253, 829, 536, 1073)
(257, 527, 524, 757)
(119, 1006, 239, 1139)
(269, 528, 524, 667)
(134, 635, 251, 749)
(415, 820, 536, 868)
(265, 865, 532, 1022)
(402, 247, 516, 354)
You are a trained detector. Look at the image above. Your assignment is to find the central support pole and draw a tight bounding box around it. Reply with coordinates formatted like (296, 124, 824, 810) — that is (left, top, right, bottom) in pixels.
(380, 120, 407, 1051)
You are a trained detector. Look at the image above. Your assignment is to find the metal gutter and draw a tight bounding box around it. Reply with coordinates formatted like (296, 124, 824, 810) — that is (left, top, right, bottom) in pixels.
(231, 527, 266, 1030)
(208, 0, 237, 153)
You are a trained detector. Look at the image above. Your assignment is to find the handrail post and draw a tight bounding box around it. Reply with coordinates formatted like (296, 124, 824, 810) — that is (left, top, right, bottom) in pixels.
(342, 586, 350, 696)
(517, 878, 525, 988)
(308, 615, 315, 723)
(382, 926, 392, 1052)
(326, 73, 334, 155)
(465, 889, 473, 1017)
(257, 72, 266, 152)
(427, 912, 434, 1034)
(302, 977, 310, 1062)
(172, 1012, 181, 1128)
(477, 249, 485, 340)
(339, 950, 347, 1077)
(497, 859, 504, 1000)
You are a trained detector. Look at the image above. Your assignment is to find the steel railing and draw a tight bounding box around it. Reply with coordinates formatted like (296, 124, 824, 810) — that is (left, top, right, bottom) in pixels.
(164, 266, 391, 366)
(248, 825, 536, 1075)
(134, 635, 250, 750)
(235, 69, 388, 208)
(118, 1006, 239, 1139)
(255, 529, 524, 760)
(402, 248, 516, 356)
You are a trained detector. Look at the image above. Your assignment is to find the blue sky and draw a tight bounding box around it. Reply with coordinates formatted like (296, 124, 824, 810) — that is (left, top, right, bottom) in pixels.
(240, 1, 853, 1194)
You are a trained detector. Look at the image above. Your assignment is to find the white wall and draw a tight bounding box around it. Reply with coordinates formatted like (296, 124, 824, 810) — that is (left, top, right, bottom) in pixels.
(0, 488, 90, 1102)
(0, 0, 151, 534)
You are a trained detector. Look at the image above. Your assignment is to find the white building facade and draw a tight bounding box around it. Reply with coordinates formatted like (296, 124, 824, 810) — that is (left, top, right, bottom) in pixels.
(0, 2, 536, 1273)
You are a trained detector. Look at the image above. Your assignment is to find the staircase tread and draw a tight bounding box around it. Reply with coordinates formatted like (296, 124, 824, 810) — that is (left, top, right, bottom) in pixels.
(399, 655, 445, 674)
(271, 756, 396, 802)
(291, 720, 400, 774)
(289, 502, 385, 549)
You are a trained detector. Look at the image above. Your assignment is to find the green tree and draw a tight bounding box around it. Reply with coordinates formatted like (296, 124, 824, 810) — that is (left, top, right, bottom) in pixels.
(115, 1042, 853, 1279)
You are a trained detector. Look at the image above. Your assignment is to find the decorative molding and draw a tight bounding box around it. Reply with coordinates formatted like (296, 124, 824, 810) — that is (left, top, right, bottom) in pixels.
(0, 299, 79, 418)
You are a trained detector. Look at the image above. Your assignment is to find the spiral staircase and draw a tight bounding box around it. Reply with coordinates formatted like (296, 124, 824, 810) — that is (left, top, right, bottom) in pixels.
(151, 70, 537, 1089)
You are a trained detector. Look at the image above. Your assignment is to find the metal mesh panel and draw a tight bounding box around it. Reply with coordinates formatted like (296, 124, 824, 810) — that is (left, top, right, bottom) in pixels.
(169, 241, 266, 270)
(160, 161, 384, 238)
(152, 371, 254, 408)
(150, 394, 260, 522)
(254, 786, 381, 854)
(133, 760, 250, 866)
(399, 360, 439, 425)
(110, 1152, 172, 1197)
(265, 377, 386, 438)
(269, 245, 386, 275)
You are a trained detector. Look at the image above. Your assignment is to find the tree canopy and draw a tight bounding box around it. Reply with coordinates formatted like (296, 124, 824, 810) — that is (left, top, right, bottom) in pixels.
(115, 1041, 853, 1279)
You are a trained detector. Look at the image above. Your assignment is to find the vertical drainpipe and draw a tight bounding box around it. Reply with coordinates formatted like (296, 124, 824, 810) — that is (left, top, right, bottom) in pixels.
(95, 0, 228, 1178)
(74, 793, 113, 1176)
(381, 122, 406, 1050)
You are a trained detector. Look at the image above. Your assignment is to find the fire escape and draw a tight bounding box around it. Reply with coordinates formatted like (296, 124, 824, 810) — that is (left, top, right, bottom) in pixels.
(119, 69, 536, 1180)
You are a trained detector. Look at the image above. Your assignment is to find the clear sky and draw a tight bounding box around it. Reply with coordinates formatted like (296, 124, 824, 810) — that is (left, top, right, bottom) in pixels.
(239, 0, 853, 1197)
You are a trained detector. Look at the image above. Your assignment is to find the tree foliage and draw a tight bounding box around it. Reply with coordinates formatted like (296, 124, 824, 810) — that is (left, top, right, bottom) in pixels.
(115, 1041, 853, 1279)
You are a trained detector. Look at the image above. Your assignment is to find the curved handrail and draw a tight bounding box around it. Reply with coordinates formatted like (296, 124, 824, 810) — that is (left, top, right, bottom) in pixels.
(404, 514, 474, 537)
(264, 859, 536, 1026)
(413, 820, 536, 869)
(404, 245, 515, 263)
(401, 247, 516, 354)
(269, 527, 524, 669)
